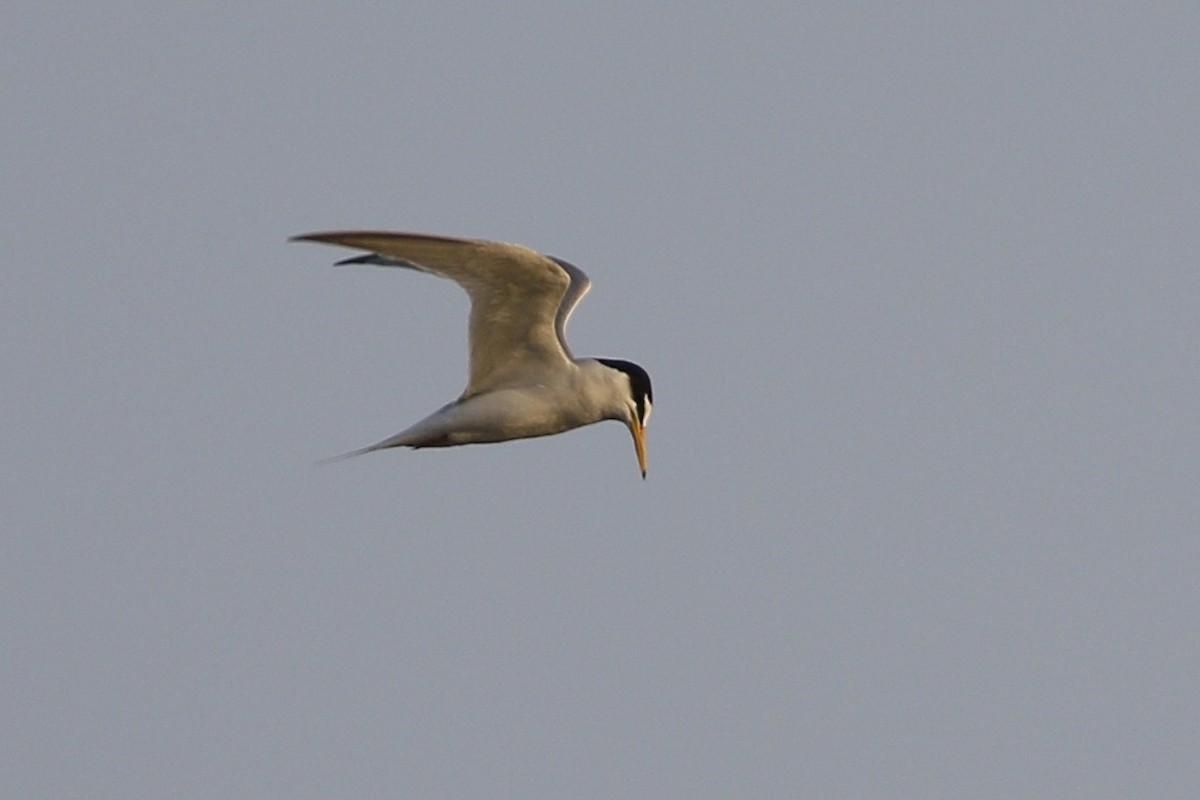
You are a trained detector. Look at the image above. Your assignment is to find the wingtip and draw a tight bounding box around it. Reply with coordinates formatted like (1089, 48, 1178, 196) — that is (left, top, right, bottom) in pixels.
(290, 231, 355, 244)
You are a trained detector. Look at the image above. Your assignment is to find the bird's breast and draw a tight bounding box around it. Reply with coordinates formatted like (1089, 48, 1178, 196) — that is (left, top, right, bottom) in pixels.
(439, 385, 603, 444)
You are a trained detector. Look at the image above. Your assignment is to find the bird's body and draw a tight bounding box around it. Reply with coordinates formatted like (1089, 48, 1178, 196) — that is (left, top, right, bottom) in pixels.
(292, 231, 653, 476)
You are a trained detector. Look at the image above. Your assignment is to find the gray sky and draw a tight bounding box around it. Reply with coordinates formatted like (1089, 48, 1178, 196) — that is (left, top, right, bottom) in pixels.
(5, 4, 1197, 798)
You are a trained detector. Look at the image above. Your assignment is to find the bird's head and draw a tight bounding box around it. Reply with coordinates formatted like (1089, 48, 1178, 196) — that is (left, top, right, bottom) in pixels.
(597, 358, 653, 479)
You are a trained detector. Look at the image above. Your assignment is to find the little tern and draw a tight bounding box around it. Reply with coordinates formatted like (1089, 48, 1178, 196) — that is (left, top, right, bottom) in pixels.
(292, 231, 654, 477)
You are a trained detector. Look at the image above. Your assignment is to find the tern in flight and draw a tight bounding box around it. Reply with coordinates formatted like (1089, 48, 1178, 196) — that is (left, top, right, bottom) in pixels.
(292, 231, 653, 477)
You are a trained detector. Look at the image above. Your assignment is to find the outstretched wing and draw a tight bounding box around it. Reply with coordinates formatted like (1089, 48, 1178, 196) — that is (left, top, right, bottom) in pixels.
(291, 231, 588, 396)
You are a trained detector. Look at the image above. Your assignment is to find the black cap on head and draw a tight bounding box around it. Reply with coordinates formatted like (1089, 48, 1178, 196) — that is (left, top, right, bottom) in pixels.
(597, 358, 653, 424)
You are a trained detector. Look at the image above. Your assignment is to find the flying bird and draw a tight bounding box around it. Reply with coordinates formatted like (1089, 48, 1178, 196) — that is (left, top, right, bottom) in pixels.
(292, 231, 653, 477)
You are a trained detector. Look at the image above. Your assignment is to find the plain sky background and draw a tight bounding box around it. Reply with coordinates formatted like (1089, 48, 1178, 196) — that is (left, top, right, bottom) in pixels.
(4, 4, 1197, 798)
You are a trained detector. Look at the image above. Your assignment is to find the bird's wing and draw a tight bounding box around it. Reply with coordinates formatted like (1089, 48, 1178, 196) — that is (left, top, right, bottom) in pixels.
(291, 231, 588, 396)
(547, 257, 592, 358)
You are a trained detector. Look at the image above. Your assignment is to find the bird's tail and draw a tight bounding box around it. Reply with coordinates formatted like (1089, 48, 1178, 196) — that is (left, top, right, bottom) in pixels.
(315, 446, 378, 466)
(315, 429, 429, 465)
